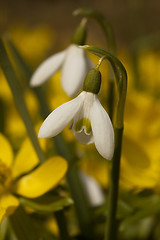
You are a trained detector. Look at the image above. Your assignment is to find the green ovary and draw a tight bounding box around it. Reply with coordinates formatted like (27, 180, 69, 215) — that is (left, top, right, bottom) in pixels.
(75, 118, 92, 134)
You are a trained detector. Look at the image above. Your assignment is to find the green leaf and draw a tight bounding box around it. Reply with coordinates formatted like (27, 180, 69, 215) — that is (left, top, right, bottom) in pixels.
(120, 217, 154, 240)
(0, 218, 8, 240)
(6, 39, 51, 119)
(0, 98, 5, 134)
(0, 38, 45, 164)
(154, 221, 160, 240)
(117, 200, 133, 219)
(120, 192, 160, 230)
(9, 206, 57, 240)
(6, 39, 32, 80)
(90, 197, 133, 222)
(19, 196, 73, 213)
(6, 38, 75, 160)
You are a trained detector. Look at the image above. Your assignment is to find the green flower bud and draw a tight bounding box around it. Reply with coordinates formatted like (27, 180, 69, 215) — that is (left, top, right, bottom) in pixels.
(72, 19, 87, 45)
(83, 68, 101, 94)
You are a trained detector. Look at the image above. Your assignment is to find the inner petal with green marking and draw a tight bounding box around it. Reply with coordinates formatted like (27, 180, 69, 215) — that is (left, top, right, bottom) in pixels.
(75, 117, 92, 135)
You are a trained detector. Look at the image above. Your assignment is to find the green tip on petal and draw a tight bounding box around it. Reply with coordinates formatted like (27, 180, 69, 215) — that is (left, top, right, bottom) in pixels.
(83, 68, 101, 94)
(75, 118, 92, 134)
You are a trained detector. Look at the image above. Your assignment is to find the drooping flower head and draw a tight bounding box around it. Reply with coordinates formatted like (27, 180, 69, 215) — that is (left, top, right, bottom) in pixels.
(38, 66, 115, 160)
(30, 18, 94, 97)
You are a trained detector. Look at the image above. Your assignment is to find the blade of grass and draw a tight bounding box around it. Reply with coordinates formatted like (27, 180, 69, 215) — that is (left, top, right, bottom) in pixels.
(0, 38, 45, 164)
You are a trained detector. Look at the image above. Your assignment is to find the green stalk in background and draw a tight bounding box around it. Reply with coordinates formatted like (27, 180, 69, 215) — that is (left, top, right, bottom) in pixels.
(81, 45, 127, 240)
(54, 211, 71, 240)
(6, 38, 93, 239)
(0, 38, 45, 164)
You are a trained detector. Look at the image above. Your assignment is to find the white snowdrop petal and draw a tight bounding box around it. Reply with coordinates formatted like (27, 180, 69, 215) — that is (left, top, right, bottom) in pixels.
(61, 45, 89, 97)
(30, 50, 66, 86)
(38, 92, 85, 138)
(90, 97, 114, 160)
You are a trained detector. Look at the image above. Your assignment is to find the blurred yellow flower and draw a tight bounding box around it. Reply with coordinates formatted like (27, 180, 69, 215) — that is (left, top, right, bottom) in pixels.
(138, 50, 160, 92)
(9, 24, 55, 65)
(124, 90, 160, 145)
(0, 133, 68, 223)
(5, 89, 40, 143)
(0, 70, 13, 103)
(120, 89, 160, 191)
(0, 69, 41, 145)
(120, 135, 159, 191)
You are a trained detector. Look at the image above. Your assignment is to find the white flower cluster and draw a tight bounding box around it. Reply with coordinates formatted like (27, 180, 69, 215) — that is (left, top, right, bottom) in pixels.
(30, 44, 114, 160)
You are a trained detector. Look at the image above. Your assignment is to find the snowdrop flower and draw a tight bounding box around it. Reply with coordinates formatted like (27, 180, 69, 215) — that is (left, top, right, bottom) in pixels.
(38, 68, 114, 160)
(30, 18, 94, 97)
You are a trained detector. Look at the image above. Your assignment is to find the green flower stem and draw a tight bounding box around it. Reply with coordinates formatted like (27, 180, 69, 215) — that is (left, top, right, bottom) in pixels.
(105, 127, 123, 240)
(81, 46, 127, 240)
(73, 8, 115, 53)
(67, 164, 93, 239)
(0, 217, 8, 240)
(73, 8, 116, 118)
(0, 38, 45, 164)
(6, 39, 93, 239)
(0, 98, 5, 133)
(107, 78, 114, 119)
(81, 45, 127, 128)
(54, 210, 71, 240)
